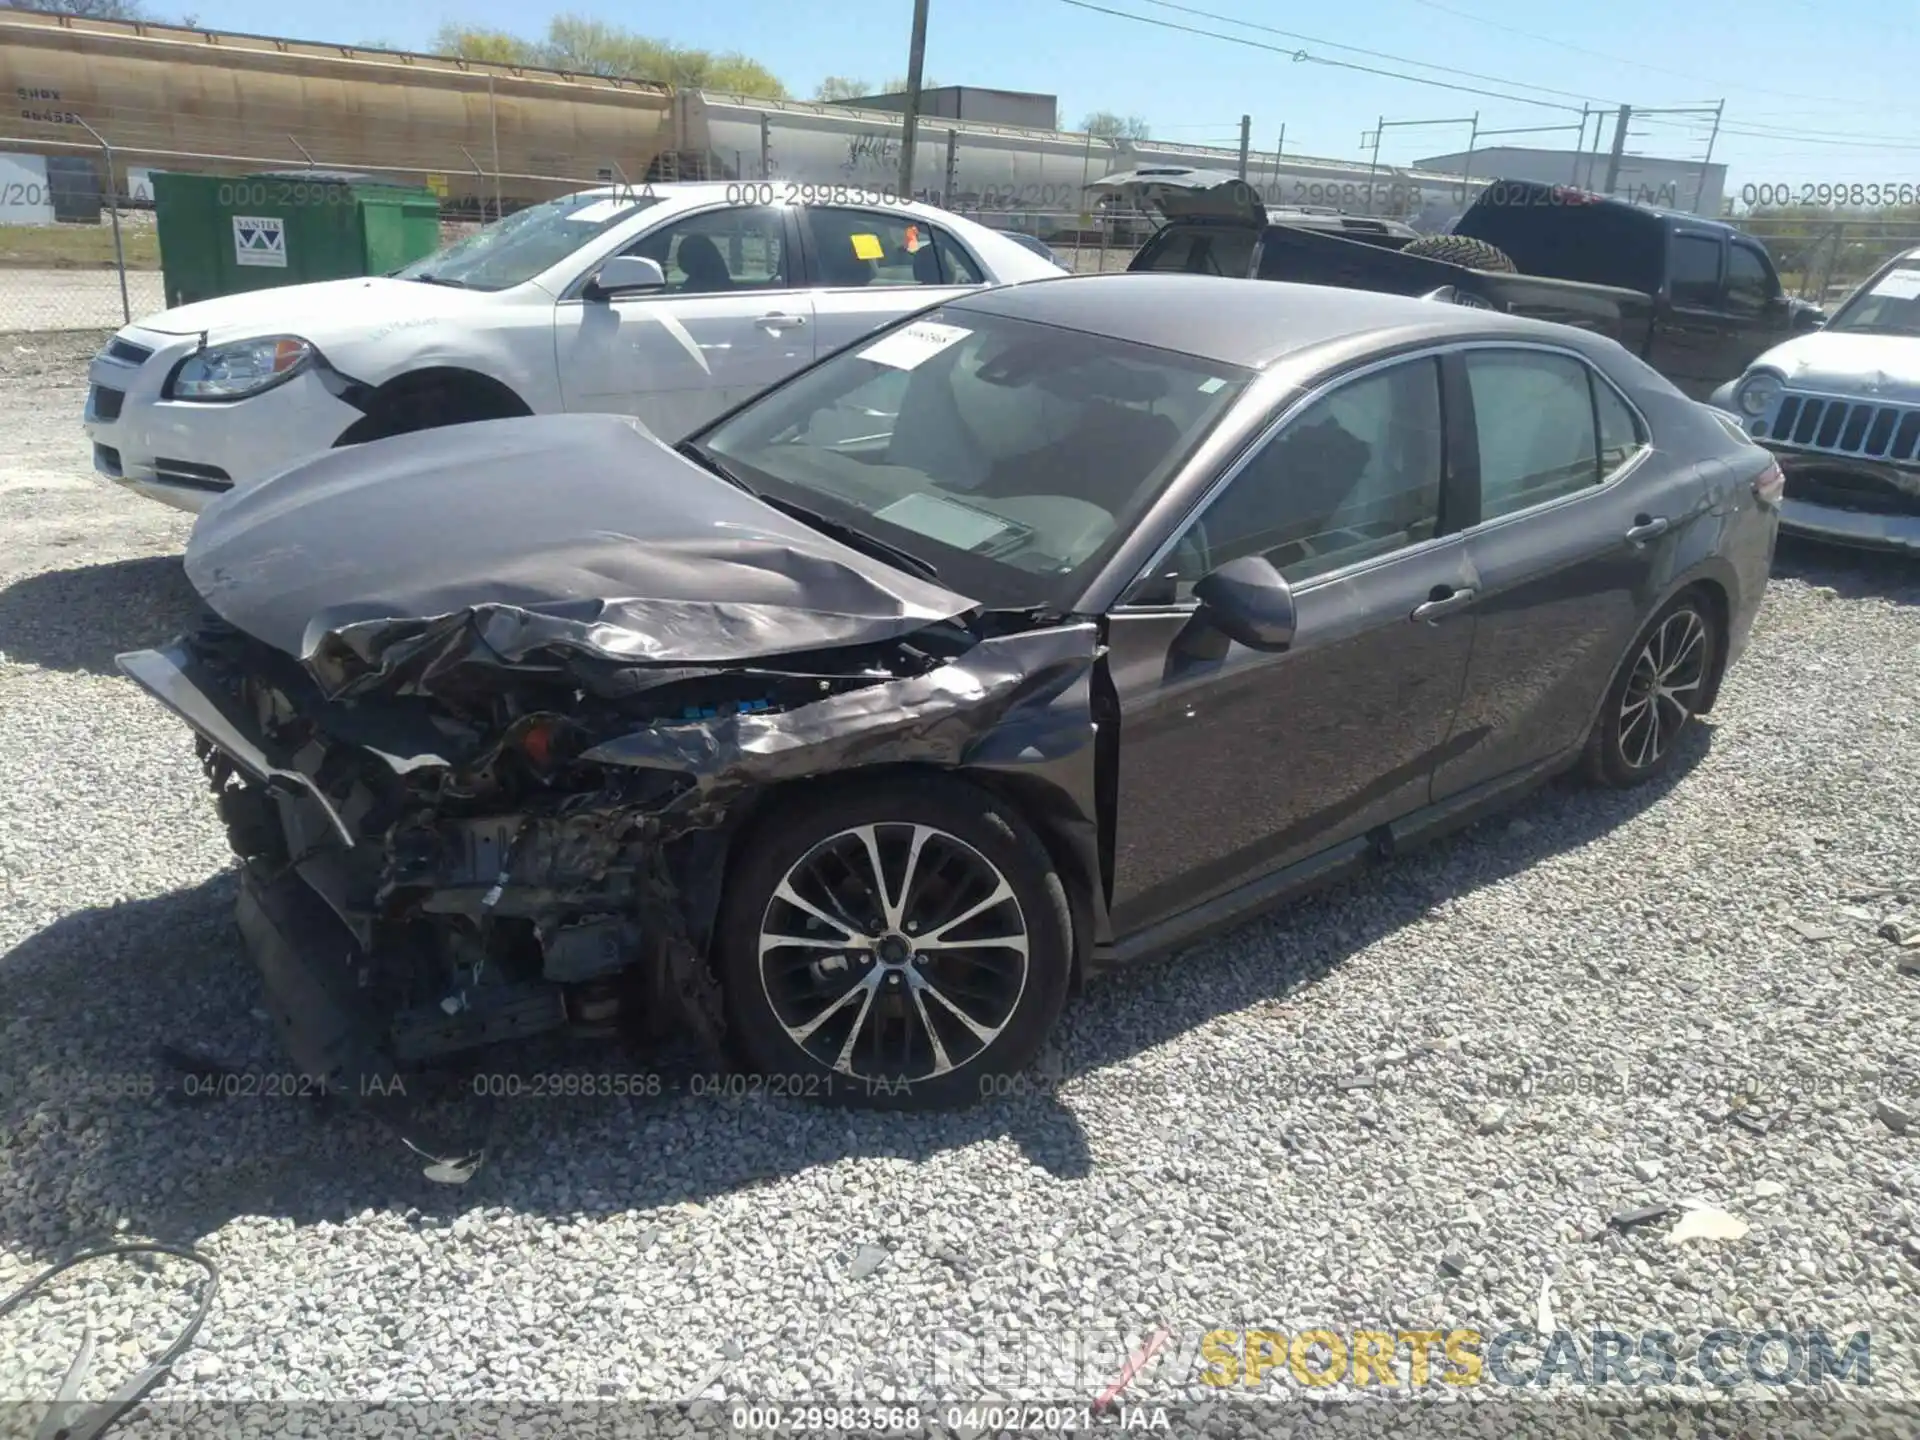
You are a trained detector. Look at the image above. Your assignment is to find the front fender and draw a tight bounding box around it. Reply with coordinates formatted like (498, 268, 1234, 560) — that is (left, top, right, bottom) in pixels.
(317, 321, 562, 415)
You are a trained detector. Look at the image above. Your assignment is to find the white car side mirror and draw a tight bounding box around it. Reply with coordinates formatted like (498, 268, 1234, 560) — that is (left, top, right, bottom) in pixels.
(589, 255, 667, 298)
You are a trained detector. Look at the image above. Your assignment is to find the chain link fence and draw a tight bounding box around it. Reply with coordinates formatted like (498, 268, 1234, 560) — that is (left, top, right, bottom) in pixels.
(1737, 214, 1920, 306)
(0, 183, 1139, 341)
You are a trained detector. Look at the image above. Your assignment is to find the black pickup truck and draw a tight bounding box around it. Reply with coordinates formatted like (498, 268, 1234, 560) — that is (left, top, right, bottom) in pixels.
(1091, 169, 1828, 400)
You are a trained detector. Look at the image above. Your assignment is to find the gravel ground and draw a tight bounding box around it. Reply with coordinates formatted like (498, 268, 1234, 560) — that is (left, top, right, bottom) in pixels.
(1, 328, 1918, 1437)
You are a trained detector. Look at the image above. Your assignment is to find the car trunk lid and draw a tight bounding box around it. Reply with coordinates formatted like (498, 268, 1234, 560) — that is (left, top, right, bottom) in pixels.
(1085, 167, 1265, 227)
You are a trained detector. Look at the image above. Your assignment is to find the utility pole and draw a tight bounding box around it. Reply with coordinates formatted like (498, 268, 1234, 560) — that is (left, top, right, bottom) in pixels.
(1237, 114, 1251, 181)
(897, 0, 930, 200)
(1697, 99, 1724, 214)
(1603, 103, 1631, 196)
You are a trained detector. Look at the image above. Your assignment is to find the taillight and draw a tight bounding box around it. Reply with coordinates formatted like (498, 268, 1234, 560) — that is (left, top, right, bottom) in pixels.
(1753, 460, 1784, 507)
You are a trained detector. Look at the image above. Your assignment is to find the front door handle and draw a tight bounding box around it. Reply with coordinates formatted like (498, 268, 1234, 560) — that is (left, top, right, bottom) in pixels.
(1625, 515, 1670, 544)
(1411, 586, 1476, 623)
(757, 312, 807, 330)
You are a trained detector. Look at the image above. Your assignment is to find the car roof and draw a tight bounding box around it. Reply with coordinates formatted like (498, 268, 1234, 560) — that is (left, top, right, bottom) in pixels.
(568, 182, 951, 220)
(946, 273, 1584, 371)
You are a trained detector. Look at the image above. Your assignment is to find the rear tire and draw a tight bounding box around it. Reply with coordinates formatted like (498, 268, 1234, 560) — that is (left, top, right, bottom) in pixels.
(714, 775, 1073, 1110)
(1580, 592, 1721, 788)
(1401, 234, 1519, 273)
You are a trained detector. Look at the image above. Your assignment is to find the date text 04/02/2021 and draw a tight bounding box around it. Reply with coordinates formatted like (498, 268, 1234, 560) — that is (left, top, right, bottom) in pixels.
(730, 1404, 1172, 1432)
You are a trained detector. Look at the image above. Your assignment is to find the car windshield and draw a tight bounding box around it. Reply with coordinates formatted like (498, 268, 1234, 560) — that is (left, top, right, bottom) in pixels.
(394, 191, 663, 292)
(693, 308, 1253, 607)
(1827, 262, 1920, 337)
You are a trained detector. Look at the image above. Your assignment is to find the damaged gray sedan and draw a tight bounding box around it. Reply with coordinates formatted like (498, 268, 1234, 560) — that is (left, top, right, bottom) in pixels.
(119, 274, 1779, 1170)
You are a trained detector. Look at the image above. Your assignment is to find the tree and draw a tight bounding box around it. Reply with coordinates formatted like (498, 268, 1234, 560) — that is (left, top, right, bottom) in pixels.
(432, 23, 541, 65)
(432, 15, 788, 99)
(2, 0, 154, 17)
(1082, 111, 1151, 141)
(815, 77, 871, 102)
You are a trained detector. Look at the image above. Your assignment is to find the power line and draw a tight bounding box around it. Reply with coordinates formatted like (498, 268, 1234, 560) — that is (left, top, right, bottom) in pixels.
(1125, 0, 1614, 108)
(1401, 0, 1920, 116)
(1048, 0, 1595, 114)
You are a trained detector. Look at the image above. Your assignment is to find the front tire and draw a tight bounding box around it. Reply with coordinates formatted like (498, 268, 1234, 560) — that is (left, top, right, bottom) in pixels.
(1581, 592, 1720, 788)
(715, 776, 1072, 1109)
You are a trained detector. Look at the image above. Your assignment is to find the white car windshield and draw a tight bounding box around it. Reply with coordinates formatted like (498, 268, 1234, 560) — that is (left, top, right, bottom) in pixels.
(693, 308, 1251, 608)
(1828, 262, 1920, 337)
(395, 191, 663, 291)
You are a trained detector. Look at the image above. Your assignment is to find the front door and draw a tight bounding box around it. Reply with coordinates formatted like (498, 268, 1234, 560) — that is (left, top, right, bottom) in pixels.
(1104, 355, 1479, 934)
(1658, 229, 1751, 401)
(554, 204, 815, 442)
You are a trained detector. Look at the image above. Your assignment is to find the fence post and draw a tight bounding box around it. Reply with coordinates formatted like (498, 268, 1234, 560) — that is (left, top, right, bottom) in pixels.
(75, 117, 130, 326)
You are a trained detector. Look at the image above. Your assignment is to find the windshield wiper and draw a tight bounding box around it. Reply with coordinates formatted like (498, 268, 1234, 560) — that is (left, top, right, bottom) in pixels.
(674, 443, 943, 582)
(675, 440, 756, 494)
(404, 273, 471, 288)
(761, 495, 943, 583)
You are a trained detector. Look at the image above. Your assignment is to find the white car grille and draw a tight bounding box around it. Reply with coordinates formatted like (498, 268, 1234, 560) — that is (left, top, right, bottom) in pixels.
(1762, 390, 1920, 465)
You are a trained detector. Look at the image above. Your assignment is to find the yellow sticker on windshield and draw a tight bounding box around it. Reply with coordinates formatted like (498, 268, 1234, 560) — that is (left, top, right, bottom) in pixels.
(850, 232, 885, 261)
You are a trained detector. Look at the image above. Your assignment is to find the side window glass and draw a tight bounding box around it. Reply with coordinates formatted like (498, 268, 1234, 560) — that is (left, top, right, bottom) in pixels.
(933, 227, 986, 284)
(806, 207, 965, 287)
(1726, 243, 1773, 316)
(623, 206, 788, 294)
(1594, 374, 1648, 478)
(1670, 234, 1722, 307)
(1168, 358, 1444, 593)
(1465, 350, 1600, 520)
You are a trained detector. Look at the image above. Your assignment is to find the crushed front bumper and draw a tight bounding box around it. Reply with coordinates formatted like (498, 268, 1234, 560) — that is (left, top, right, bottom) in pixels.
(1772, 450, 1920, 556)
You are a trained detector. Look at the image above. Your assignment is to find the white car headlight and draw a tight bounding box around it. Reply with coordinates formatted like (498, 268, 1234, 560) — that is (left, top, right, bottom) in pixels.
(1736, 371, 1783, 418)
(170, 336, 314, 400)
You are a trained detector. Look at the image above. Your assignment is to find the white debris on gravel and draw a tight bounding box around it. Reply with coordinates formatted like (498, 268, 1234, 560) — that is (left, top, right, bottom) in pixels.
(1, 335, 1917, 1431)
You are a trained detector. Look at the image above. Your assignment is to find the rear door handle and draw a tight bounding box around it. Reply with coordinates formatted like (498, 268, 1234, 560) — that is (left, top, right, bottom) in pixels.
(757, 312, 807, 330)
(1411, 586, 1476, 623)
(1625, 515, 1670, 544)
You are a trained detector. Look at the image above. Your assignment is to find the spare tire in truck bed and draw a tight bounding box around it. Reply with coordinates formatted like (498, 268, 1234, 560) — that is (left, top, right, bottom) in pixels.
(1399, 234, 1519, 273)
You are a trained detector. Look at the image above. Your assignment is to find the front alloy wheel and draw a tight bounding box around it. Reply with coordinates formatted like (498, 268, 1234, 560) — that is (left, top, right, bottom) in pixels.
(718, 777, 1072, 1108)
(760, 825, 1029, 1081)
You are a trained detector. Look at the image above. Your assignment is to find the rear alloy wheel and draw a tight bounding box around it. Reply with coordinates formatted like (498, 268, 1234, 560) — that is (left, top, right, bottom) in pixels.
(1582, 593, 1719, 787)
(717, 779, 1071, 1108)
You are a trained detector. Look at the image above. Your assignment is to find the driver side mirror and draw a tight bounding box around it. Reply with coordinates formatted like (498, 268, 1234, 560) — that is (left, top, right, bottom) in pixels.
(1187, 554, 1297, 652)
(586, 254, 666, 300)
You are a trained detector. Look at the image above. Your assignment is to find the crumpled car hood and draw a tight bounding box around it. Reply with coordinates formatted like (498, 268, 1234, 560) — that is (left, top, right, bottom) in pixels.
(184, 412, 980, 696)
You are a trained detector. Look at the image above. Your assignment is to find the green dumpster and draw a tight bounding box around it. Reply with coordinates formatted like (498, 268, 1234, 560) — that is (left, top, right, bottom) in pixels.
(151, 169, 442, 308)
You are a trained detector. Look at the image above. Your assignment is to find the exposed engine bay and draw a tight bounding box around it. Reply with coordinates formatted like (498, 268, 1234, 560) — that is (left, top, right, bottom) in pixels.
(116, 415, 1107, 1177)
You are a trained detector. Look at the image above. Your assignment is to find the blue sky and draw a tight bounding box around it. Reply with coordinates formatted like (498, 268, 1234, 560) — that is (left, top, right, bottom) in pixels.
(175, 0, 1919, 191)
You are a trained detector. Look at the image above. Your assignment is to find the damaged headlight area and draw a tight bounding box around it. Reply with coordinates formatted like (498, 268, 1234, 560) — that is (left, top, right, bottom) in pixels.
(123, 603, 1097, 1174)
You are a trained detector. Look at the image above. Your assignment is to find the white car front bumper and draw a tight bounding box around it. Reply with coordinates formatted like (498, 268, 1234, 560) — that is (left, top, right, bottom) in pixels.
(82, 326, 365, 514)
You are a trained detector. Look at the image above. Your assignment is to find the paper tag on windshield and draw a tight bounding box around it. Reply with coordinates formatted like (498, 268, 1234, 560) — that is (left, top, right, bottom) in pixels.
(858, 321, 971, 370)
(565, 197, 635, 224)
(1870, 269, 1920, 299)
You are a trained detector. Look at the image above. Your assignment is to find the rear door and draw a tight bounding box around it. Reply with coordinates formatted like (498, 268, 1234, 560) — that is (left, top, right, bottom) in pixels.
(798, 206, 991, 358)
(553, 203, 816, 441)
(1430, 344, 1681, 800)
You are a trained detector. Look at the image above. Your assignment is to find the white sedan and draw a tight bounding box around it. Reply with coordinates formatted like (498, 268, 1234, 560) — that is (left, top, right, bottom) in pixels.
(82, 183, 1064, 513)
